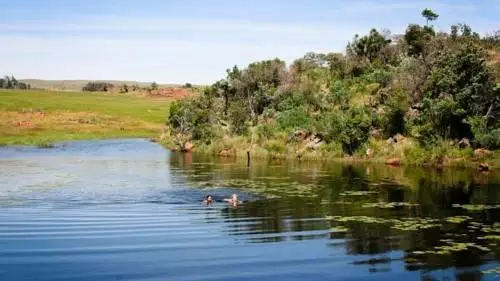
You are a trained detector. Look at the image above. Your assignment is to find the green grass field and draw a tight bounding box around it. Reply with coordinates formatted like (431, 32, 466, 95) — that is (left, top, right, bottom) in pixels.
(0, 89, 171, 146)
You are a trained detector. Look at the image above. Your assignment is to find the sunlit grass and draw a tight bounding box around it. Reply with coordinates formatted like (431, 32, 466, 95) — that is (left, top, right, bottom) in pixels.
(0, 89, 170, 145)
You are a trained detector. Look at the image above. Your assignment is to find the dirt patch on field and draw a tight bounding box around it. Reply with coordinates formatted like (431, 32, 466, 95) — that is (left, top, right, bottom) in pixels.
(137, 87, 197, 100)
(0, 111, 162, 136)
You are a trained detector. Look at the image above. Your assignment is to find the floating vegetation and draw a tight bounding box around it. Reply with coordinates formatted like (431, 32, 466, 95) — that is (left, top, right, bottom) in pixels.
(193, 178, 319, 198)
(412, 241, 490, 256)
(254, 176, 291, 180)
(329, 226, 349, 233)
(445, 216, 472, 224)
(327, 216, 442, 232)
(339, 191, 378, 196)
(481, 223, 500, 233)
(391, 218, 441, 231)
(362, 202, 419, 209)
(332, 201, 353, 205)
(481, 235, 500, 241)
(327, 216, 391, 224)
(452, 204, 500, 211)
(483, 266, 500, 276)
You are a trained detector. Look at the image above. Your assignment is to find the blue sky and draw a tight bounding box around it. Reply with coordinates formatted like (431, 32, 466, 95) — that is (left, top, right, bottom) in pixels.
(0, 0, 498, 84)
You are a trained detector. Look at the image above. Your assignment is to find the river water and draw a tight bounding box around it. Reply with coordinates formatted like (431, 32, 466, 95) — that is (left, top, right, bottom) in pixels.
(0, 139, 499, 281)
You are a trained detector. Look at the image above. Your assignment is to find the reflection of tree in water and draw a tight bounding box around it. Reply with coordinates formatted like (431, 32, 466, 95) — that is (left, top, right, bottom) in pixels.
(169, 153, 500, 277)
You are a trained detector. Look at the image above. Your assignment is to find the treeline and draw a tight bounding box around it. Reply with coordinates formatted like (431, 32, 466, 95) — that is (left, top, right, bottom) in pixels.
(167, 8, 500, 160)
(82, 81, 159, 93)
(0, 75, 30, 90)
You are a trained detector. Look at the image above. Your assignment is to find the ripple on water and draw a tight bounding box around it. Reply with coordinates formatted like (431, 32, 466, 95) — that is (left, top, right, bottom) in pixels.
(1, 139, 500, 281)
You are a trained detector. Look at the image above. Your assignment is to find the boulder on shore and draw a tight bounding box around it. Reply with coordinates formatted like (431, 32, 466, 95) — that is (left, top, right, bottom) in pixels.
(457, 138, 471, 148)
(218, 149, 232, 157)
(182, 141, 194, 152)
(474, 148, 490, 159)
(478, 163, 489, 172)
(366, 148, 374, 158)
(385, 157, 401, 166)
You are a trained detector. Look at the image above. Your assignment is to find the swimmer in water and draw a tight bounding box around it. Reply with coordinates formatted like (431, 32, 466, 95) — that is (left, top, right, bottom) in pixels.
(224, 194, 240, 206)
(203, 194, 213, 206)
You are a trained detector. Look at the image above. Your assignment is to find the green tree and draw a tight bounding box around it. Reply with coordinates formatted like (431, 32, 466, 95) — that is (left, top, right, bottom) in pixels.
(404, 24, 435, 57)
(417, 40, 497, 141)
(315, 107, 372, 154)
(347, 29, 391, 63)
(422, 8, 439, 26)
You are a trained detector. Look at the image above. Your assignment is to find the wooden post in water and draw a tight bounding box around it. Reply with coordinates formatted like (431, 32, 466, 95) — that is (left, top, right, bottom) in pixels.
(247, 150, 250, 167)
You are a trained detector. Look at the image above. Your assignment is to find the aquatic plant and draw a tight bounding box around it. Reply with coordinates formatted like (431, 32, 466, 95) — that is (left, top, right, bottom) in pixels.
(329, 226, 349, 233)
(339, 191, 378, 196)
(445, 216, 472, 224)
(362, 202, 419, 209)
(391, 218, 441, 231)
(483, 266, 500, 276)
(452, 204, 500, 211)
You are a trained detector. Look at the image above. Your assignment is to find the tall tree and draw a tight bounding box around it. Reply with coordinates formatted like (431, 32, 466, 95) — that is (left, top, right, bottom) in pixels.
(422, 8, 439, 26)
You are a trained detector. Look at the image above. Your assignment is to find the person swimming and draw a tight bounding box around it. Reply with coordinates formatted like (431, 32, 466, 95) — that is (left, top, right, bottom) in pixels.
(223, 193, 241, 206)
(203, 194, 214, 206)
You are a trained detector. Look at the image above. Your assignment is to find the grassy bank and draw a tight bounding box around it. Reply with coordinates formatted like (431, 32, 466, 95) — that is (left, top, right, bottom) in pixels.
(0, 89, 170, 146)
(161, 134, 500, 169)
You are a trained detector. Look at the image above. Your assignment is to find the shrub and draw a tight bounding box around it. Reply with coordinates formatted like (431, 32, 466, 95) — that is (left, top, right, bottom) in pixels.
(264, 139, 287, 154)
(276, 107, 311, 132)
(467, 116, 500, 149)
(229, 102, 249, 135)
(316, 107, 372, 154)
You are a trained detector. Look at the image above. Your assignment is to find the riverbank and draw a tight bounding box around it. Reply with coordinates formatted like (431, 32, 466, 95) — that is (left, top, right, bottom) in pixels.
(160, 134, 500, 170)
(0, 89, 170, 147)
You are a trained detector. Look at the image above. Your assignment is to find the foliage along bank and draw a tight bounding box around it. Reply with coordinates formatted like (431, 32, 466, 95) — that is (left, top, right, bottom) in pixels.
(164, 9, 500, 168)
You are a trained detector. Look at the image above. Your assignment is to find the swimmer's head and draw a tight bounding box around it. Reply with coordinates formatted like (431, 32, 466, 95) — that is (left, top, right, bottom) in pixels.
(206, 195, 213, 202)
(232, 194, 238, 201)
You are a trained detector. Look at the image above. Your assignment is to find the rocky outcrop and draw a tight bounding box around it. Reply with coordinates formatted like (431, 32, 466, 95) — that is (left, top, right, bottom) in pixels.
(457, 138, 471, 148)
(305, 135, 324, 150)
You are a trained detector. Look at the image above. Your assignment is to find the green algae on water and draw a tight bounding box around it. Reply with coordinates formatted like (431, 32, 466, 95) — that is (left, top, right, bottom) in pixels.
(339, 191, 378, 196)
(362, 202, 419, 209)
(452, 204, 500, 211)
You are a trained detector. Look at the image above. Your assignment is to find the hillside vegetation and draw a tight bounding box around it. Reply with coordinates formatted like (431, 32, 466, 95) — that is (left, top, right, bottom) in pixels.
(0, 90, 170, 147)
(20, 79, 182, 92)
(165, 9, 500, 168)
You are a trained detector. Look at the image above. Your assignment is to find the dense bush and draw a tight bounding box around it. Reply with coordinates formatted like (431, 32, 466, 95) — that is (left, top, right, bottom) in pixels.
(315, 107, 372, 154)
(82, 82, 114, 92)
(165, 8, 500, 158)
(0, 75, 30, 90)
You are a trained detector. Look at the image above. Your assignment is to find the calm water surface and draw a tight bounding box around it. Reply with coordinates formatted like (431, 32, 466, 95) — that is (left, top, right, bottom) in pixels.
(1, 139, 500, 281)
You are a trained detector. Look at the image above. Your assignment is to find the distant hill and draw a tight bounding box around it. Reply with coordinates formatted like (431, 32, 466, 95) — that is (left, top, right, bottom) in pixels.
(19, 79, 181, 92)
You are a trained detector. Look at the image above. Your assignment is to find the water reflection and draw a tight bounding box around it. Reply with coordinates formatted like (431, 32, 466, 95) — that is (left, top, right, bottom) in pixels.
(170, 152, 500, 279)
(1, 140, 499, 281)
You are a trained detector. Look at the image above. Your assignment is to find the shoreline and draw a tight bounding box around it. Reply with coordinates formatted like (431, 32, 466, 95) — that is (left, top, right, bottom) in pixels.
(1, 135, 498, 171)
(158, 137, 500, 171)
